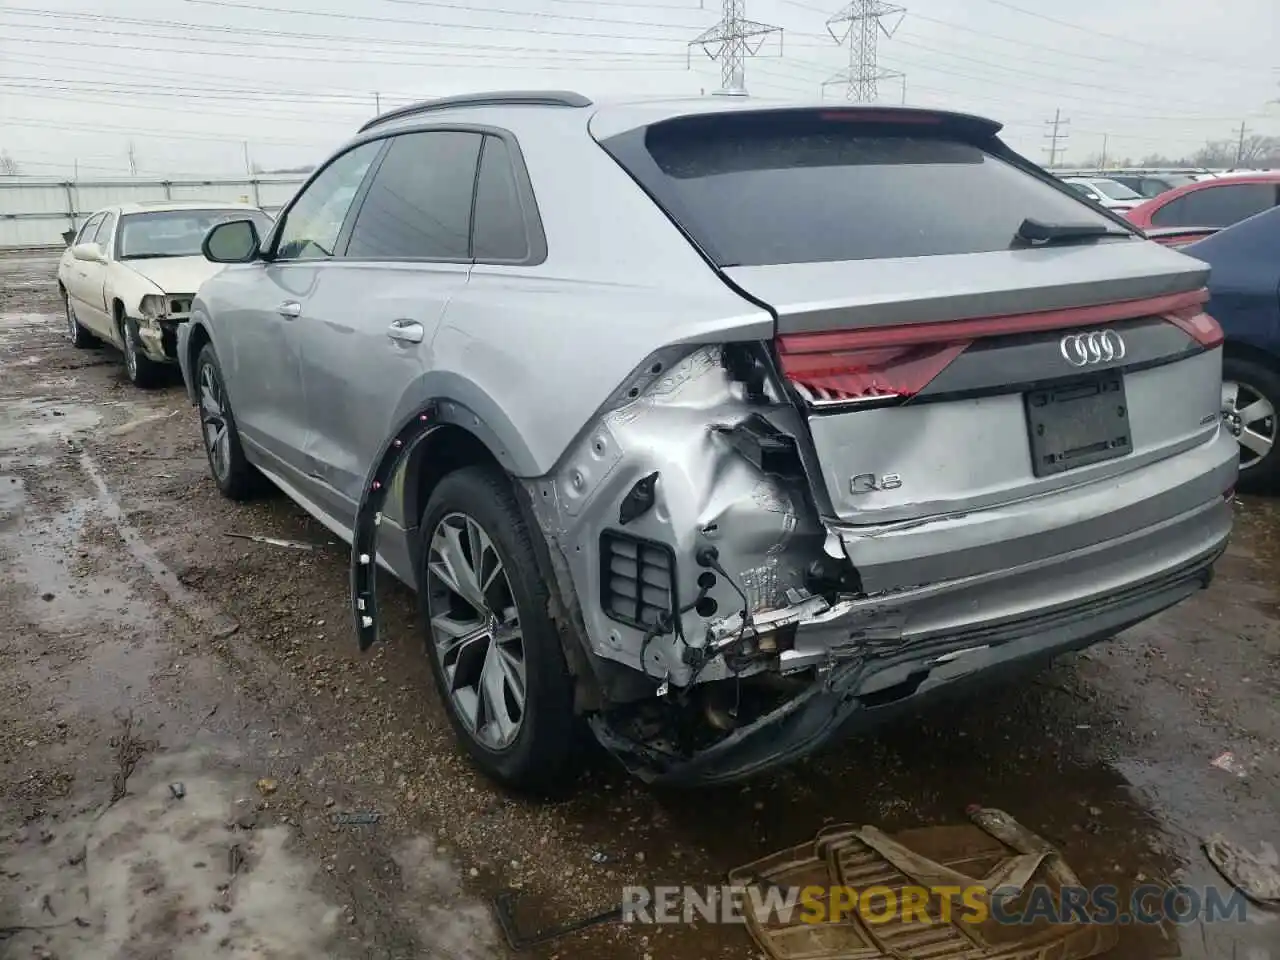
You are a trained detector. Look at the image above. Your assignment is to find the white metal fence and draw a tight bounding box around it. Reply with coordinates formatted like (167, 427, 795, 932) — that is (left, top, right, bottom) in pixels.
(0, 175, 308, 249)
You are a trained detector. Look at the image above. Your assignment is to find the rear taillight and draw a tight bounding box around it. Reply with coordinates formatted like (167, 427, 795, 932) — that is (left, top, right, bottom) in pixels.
(775, 288, 1215, 406)
(775, 339, 967, 402)
(1165, 306, 1224, 348)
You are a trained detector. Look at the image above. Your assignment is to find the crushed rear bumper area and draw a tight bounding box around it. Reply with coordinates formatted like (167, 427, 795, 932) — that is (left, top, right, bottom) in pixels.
(594, 502, 1227, 786)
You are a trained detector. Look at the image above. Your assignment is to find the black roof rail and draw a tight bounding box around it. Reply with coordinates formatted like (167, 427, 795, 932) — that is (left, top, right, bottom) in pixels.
(358, 90, 592, 133)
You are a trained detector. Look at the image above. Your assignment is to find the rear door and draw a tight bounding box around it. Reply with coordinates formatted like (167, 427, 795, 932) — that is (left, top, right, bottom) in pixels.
(297, 129, 481, 529)
(596, 108, 1219, 527)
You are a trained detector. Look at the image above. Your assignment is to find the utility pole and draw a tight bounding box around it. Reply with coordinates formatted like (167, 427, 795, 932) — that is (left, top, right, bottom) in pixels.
(821, 0, 906, 103)
(688, 0, 783, 95)
(1235, 120, 1249, 166)
(1043, 109, 1070, 168)
(127, 141, 138, 176)
(373, 91, 382, 115)
(1100, 133, 1108, 170)
(242, 141, 252, 176)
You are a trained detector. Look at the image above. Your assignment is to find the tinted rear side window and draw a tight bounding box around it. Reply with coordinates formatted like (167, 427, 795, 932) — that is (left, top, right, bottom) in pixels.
(472, 136, 529, 261)
(601, 113, 1118, 266)
(346, 131, 482, 259)
(1149, 182, 1280, 228)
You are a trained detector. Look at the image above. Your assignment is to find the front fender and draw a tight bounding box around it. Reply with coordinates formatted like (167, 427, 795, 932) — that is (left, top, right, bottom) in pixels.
(109, 266, 164, 317)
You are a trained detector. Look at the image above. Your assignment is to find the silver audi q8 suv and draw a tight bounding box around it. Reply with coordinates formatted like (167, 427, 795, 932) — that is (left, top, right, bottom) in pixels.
(181, 91, 1236, 789)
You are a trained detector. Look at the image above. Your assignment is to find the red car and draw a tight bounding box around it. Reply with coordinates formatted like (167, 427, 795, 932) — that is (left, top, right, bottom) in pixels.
(1126, 174, 1280, 234)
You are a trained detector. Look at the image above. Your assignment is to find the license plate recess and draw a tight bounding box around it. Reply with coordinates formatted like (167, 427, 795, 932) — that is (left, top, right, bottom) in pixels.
(1025, 371, 1132, 478)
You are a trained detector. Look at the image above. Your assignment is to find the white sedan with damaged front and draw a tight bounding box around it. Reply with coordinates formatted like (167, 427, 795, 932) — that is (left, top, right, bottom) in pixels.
(56, 201, 273, 387)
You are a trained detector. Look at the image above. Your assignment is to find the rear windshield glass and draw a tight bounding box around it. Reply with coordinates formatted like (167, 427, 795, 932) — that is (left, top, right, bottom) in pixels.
(602, 114, 1120, 267)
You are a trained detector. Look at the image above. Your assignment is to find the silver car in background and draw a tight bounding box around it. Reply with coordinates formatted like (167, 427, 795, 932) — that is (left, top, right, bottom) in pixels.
(180, 91, 1236, 790)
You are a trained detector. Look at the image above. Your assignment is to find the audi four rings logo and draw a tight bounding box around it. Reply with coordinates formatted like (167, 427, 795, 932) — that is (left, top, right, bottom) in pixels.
(1059, 329, 1127, 367)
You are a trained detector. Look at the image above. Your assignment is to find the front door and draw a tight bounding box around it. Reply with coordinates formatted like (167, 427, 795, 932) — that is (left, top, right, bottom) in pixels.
(217, 139, 385, 491)
(296, 130, 484, 532)
(63, 212, 105, 331)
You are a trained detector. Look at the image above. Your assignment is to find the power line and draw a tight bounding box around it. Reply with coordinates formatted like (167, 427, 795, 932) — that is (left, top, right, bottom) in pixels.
(1043, 108, 1070, 167)
(1, 7, 689, 57)
(688, 0, 783, 94)
(180, 0, 693, 42)
(819, 0, 905, 102)
(978, 0, 1259, 69)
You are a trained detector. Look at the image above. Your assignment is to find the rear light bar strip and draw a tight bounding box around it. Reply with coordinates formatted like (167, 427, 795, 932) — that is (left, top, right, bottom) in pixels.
(776, 287, 1219, 405)
(776, 287, 1210, 355)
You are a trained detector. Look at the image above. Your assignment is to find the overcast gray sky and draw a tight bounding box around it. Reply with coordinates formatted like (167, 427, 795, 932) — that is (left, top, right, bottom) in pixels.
(1, 0, 1276, 178)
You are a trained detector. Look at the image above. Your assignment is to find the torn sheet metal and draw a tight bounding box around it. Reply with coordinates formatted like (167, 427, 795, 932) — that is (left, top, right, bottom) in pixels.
(729, 806, 1118, 960)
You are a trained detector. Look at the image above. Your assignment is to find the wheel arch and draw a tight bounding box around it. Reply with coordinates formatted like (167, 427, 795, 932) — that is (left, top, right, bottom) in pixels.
(184, 321, 214, 404)
(353, 392, 606, 712)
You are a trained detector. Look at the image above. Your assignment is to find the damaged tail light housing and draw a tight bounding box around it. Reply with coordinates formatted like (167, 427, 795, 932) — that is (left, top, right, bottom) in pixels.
(775, 338, 968, 403)
(1164, 305, 1224, 348)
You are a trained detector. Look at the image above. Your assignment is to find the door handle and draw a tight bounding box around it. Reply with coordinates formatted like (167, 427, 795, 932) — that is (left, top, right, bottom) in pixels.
(387, 319, 425, 344)
(277, 300, 302, 319)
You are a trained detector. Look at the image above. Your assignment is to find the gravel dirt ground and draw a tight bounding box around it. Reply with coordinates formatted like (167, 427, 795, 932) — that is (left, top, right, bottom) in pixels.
(1, 250, 1278, 960)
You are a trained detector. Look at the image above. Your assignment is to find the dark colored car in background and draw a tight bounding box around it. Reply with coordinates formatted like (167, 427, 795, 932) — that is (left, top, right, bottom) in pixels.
(1127, 174, 1280, 232)
(1184, 206, 1280, 487)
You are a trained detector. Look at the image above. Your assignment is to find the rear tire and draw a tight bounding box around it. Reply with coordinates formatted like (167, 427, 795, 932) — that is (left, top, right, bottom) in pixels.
(1223, 354, 1280, 492)
(195, 343, 260, 501)
(122, 317, 164, 389)
(418, 466, 580, 793)
(64, 292, 96, 348)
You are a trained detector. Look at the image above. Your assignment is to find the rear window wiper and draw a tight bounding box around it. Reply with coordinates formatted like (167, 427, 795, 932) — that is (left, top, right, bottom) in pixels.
(1015, 218, 1132, 245)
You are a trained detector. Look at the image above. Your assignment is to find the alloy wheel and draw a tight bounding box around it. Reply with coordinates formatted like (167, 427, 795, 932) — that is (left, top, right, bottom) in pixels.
(65, 296, 77, 342)
(1222, 379, 1276, 471)
(424, 511, 527, 751)
(199, 362, 231, 482)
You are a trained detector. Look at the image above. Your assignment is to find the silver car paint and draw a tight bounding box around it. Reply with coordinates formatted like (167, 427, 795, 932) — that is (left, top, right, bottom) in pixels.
(181, 95, 1235, 776)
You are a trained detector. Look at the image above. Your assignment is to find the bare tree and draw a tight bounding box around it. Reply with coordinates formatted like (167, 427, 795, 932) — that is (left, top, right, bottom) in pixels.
(0, 150, 20, 176)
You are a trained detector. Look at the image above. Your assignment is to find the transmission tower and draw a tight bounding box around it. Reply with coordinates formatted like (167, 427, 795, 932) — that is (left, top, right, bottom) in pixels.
(1043, 108, 1070, 168)
(821, 0, 906, 102)
(688, 0, 783, 95)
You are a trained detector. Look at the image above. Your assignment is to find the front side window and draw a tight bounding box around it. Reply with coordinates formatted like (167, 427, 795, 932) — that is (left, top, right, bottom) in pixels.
(118, 209, 274, 260)
(77, 213, 104, 245)
(94, 212, 117, 253)
(346, 131, 482, 260)
(275, 140, 383, 261)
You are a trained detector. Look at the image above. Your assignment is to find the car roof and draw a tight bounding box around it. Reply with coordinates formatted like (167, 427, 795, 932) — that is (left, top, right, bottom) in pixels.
(108, 200, 264, 216)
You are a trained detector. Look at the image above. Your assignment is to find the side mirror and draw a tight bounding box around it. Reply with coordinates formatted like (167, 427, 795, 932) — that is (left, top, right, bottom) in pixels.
(71, 242, 106, 263)
(203, 219, 261, 264)
(62, 229, 78, 247)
